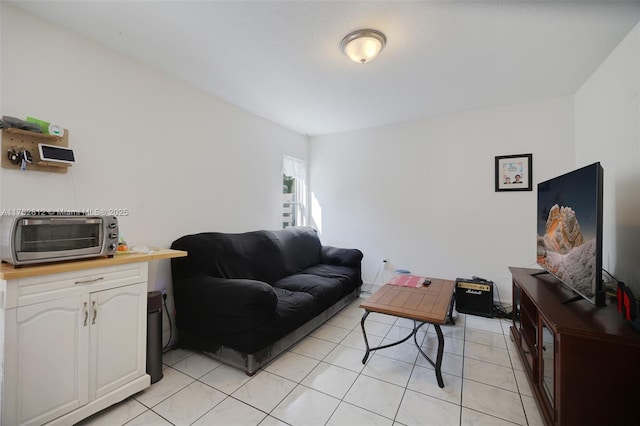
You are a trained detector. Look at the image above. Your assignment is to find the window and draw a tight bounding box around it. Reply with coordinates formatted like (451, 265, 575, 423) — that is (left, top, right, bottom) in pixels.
(282, 156, 307, 228)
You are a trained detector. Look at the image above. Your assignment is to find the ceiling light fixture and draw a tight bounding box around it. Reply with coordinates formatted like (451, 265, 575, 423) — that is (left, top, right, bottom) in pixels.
(340, 29, 386, 64)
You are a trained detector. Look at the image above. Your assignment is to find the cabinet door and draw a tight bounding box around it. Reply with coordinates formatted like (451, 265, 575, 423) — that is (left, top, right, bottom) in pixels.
(518, 291, 538, 375)
(538, 315, 556, 420)
(89, 282, 147, 399)
(5, 295, 89, 426)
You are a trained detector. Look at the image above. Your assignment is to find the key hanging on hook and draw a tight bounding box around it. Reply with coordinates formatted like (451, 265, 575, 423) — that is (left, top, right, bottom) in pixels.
(7, 148, 20, 165)
(19, 149, 32, 171)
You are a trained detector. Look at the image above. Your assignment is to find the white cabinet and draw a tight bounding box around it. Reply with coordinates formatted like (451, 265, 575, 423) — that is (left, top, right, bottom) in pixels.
(6, 295, 89, 425)
(90, 283, 146, 400)
(0, 262, 150, 426)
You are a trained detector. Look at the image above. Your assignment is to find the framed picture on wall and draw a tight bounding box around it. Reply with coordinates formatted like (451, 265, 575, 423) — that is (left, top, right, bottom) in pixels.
(495, 154, 532, 191)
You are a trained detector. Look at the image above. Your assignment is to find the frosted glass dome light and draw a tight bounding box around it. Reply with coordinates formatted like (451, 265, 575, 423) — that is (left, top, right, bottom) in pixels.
(340, 29, 386, 64)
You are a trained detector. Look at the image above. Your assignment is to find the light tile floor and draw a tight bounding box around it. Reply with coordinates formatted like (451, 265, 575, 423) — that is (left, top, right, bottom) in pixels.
(78, 293, 544, 426)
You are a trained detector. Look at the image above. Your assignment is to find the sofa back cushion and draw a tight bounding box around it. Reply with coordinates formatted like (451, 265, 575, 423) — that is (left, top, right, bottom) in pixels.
(171, 227, 322, 284)
(171, 231, 286, 283)
(268, 227, 321, 275)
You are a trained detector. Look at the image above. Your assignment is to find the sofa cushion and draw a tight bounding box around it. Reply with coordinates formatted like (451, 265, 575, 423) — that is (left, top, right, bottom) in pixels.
(321, 246, 364, 267)
(272, 273, 345, 311)
(171, 231, 287, 283)
(174, 274, 277, 334)
(302, 264, 362, 295)
(272, 287, 317, 320)
(216, 287, 317, 353)
(268, 227, 321, 275)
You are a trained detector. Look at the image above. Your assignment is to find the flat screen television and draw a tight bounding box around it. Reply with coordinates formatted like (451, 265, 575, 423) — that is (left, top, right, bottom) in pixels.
(536, 162, 605, 306)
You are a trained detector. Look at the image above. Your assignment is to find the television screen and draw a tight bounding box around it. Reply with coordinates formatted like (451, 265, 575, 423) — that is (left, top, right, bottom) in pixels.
(536, 162, 604, 306)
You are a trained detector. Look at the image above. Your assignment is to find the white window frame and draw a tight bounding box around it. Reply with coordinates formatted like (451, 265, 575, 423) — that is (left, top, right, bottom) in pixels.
(282, 156, 308, 228)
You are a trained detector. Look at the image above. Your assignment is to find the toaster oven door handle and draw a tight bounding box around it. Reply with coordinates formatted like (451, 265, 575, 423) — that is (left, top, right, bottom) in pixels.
(75, 276, 104, 285)
(20, 218, 102, 225)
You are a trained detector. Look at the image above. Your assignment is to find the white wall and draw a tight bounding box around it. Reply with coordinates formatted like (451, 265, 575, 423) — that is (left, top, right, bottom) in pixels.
(575, 22, 640, 294)
(310, 97, 575, 304)
(0, 5, 308, 339)
(4, 2, 635, 319)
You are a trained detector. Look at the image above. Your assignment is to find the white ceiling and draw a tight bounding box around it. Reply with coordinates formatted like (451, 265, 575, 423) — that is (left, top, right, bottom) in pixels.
(9, 1, 640, 136)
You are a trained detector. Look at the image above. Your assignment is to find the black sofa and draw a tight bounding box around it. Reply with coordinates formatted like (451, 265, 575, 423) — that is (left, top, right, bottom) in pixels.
(170, 227, 363, 374)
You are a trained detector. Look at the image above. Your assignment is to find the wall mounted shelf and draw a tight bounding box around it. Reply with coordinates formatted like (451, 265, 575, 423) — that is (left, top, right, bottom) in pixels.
(1, 127, 70, 173)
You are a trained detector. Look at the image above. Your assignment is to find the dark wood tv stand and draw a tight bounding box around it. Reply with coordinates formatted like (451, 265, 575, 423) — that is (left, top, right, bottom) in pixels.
(509, 267, 640, 426)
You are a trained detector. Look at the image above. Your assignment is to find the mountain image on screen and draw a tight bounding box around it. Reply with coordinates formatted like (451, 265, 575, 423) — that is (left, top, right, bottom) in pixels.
(536, 204, 596, 298)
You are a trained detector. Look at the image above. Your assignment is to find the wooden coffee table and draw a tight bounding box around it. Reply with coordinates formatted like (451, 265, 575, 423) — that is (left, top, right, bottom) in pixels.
(359, 277, 456, 388)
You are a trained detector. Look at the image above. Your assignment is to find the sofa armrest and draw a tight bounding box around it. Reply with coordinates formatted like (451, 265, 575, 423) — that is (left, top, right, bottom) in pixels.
(320, 246, 363, 267)
(175, 274, 277, 333)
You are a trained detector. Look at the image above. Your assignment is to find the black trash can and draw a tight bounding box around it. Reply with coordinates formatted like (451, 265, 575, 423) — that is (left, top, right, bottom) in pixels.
(147, 291, 163, 384)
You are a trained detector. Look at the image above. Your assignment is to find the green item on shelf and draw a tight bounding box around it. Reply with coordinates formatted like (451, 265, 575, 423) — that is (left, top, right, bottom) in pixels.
(26, 117, 51, 134)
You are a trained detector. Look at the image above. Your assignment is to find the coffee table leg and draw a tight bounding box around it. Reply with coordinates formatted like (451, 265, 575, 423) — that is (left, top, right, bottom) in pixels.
(360, 311, 371, 364)
(412, 323, 447, 388)
(362, 314, 418, 364)
(447, 294, 456, 325)
(433, 324, 445, 388)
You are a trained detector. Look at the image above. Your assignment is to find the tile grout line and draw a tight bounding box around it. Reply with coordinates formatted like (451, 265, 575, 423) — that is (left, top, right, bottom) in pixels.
(140, 302, 537, 426)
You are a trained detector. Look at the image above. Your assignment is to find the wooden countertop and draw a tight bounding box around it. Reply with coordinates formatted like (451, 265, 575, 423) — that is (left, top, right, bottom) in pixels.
(0, 249, 187, 280)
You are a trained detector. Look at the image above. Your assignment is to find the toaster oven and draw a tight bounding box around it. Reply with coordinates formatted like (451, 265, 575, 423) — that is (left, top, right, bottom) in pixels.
(0, 214, 119, 265)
